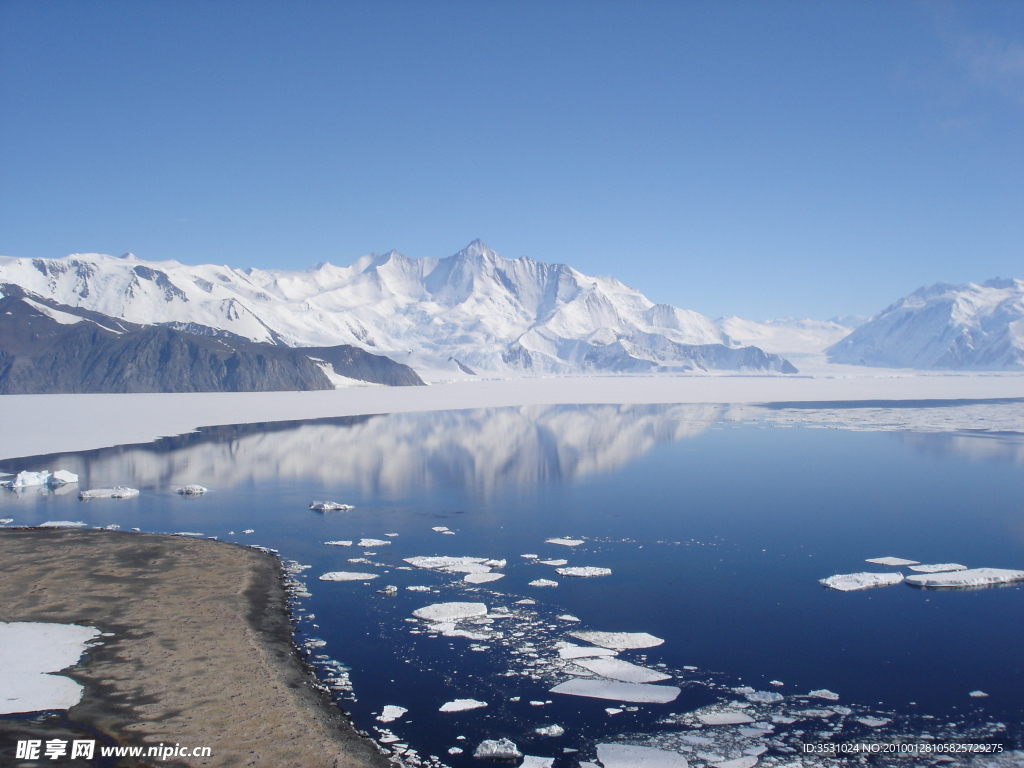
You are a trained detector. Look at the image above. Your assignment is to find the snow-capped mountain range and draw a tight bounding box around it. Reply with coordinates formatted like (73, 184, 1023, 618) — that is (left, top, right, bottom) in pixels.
(827, 278, 1024, 370)
(0, 240, 796, 376)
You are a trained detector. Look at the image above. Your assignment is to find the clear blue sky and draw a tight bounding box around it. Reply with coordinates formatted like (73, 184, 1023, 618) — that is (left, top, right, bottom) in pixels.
(1, 1, 1021, 320)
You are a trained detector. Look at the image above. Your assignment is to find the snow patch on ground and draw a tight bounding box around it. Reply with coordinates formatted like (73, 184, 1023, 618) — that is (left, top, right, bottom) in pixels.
(0, 621, 101, 714)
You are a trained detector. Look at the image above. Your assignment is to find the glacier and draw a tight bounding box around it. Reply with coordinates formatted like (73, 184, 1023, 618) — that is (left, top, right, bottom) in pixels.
(0, 241, 797, 376)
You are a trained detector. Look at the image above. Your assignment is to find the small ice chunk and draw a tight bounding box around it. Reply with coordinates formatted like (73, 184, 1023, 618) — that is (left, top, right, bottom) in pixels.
(540, 559, 568, 566)
(596, 743, 689, 768)
(464, 573, 505, 584)
(49, 470, 78, 485)
(242, 529, 254, 534)
(550, 679, 680, 703)
(406, 586, 431, 592)
(404, 556, 489, 572)
(483, 559, 507, 568)
(0, 470, 50, 488)
(713, 758, 757, 768)
(556, 567, 611, 577)
(528, 579, 559, 587)
(520, 757, 554, 768)
(745, 691, 784, 704)
(377, 705, 407, 722)
(38, 521, 88, 528)
(556, 643, 618, 660)
(605, 708, 622, 715)
(698, 712, 755, 725)
(534, 725, 564, 737)
(969, 690, 989, 698)
(319, 572, 379, 581)
(439, 699, 487, 712)
(309, 501, 354, 511)
(473, 738, 521, 759)
(769, 680, 784, 687)
(574, 657, 672, 683)
(78, 487, 139, 499)
(384, 533, 399, 537)
(865, 557, 919, 566)
(448, 747, 463, 755)
(176, 485, 207, 495)
(546, 538, 584, 547)
(819, 572, 904, 591)
(432, 526, 449, 532)
(807, 689, 840, 701)
(569, 631, 665, 649)
(792, 708, 835, 718)
(856, 716, 891, 727)
(0, 518, 12, 524)
(412, 602, 488, 622)
(907, 563, 968, 573)
(515, 598, 536, 604)
(324, 541, 353, 546)
(556, 614, 580, 622)
(905, 568, 1024, 588)
(358, 538, 391, 547)
(771, 715, 797, 724)
(521, 554, 539, 559)
(378, 585, 398, 595)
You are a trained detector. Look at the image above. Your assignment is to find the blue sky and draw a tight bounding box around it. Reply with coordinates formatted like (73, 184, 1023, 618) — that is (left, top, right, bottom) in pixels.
(1, 1, 1021, 320)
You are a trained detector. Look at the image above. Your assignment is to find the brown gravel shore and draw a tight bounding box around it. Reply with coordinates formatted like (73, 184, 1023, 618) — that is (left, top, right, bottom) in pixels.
(0, 528, 390, 768)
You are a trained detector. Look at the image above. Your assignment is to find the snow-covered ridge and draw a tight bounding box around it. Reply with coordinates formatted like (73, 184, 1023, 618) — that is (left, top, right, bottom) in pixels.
(827, 278, 1024, 370)
(0, 241, 795, 375)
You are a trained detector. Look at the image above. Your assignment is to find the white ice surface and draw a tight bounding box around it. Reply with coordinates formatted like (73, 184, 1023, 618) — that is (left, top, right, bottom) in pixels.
(377, 705, 408, 722)
(556, 566, 611, 577)
(49, 470, 78, 485)
(546, 538, 584, 547)
(0, 621, 101, 714)
(319, 571, 379, 581)
(78, 487, 139, 499)
(175, 484, 207, 495)
(38, 520, 88, 527)
(309, 501, 353, 511)
(539, 559, 568, 566)
(569, 631, 665, 650)
(549, 679, 680, 703)
(439, 699, 488, 712)
(904, 567, 1024, 588)
(697, 712, 755, 725)
(573, 657, 672, 683)
(324, 541, 353, 547)
(556, 643, 618, 660)
(358, 538, 391, 547)
(403, 556, 488, 571)
(520, 757, 555, 768)
(864, 557, 919, 566)
(464, 573, 504, 584)
(906, 563, 968, 573)
(412, 602, 488, 622)
(819, 572, 904, 591)
(0, 470, 50, 488)
(528, 579, 559, 587)
(4, 374, 1020, 461)
(596, 744, 689, 768)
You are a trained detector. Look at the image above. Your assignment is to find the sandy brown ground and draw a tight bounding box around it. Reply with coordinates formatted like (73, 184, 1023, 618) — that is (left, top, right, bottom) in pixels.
(0, 528, 390, 768)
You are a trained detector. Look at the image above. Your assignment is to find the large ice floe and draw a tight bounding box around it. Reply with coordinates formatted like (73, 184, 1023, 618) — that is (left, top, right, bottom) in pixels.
(404, 556, 493, 574)
(377, 705, 408, 722)
(549, 678, 680, 703)
(78, 486, 139, 499)
(411, 602, 488, 622)
(556, 566, 612, 577)
(904, 567, 1024, 588)
(0, 621, 101, 714)
(906, 563, 967, 573)
(38, 520, 88, 527)
(819, 572, 904, 591)
(319, 571, 379, 581)
(572, 657, 672, 683)
(439, 699, 487, 712)
(596, 743, 690, 768)
(569, 631, 665, 649)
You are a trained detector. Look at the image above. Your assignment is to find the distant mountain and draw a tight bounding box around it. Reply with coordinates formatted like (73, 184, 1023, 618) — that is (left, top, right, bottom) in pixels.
(826, 278, 1024, 370)
(0, 241, 797, 375)
(0, 291, 423, 394)
(716, 316, 853, 356)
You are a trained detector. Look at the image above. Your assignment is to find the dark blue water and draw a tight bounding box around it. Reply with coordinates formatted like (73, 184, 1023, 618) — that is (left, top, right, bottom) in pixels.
(2, 404, 1021, 764)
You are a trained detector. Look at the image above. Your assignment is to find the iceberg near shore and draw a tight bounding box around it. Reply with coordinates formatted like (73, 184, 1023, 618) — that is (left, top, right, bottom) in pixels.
(904, 568, 1024, 588)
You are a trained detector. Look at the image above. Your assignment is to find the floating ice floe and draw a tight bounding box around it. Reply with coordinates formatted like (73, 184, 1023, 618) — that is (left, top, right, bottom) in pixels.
(358, 538, 391, 547)
(969, 690, 989, 698)
(309, 501, 354, 511)
(792, 708, 836, 718)
(905, 568, 1024, 588)
(556, 614, 580, 622)
(714, 758, 758, 768)
(556, 643, 618, 660)
(50, 470, 78, 485)
(0, 470, 50, 488)
(324, 541, 353, 547)
(698, 711, 755, 725)
(819, 572, 904, 591)
(439, 699, 487, 712)
(534, 725, 564, 737)
(377, 705, 408, 722)
(520, 757, 554, 768)
(483, 559, 506, 568)
(432, 526, 449, 532)
(0, 621, 102, 714)
(865, 557, 919, 566)
(596, 744, 689, 768)
(856, 716, 891, 727)
(412, 602, 487, 622)
(807, 689, 840, 700)
(528, 579, 559, 587)
(907, 563, 968, 573)
(79, 487, 139, 499)
(464, 573, 505, 584)
(744, 690, 784, 703)
(319, 572, 379, 582)
(569, 631, 665, 649)
(539, 559, 568, 566)
(550, 679, 680, 703)
(574, 657, 671, 683)
(545, 538, 584, 546)
(406, 586, 431, 592)
(242, 529, 254, 534)
(474, 738, 521, 759)
(556, 566, 611, 577)
(0, 518, 12, 524)
(404, 556, 491, 574)
(175, 485, 207, 495)
(38, 521, 88, 528)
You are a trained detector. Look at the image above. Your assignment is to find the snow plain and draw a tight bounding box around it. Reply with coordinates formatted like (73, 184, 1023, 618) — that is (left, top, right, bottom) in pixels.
(0, 621, 101, 714)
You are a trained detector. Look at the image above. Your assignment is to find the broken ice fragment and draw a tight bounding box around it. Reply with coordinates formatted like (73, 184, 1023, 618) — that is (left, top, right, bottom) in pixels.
(856, 716, 890, 727)
(698, 712, 755, 725)
(431, 526, 449, 532)
(534, 725, 564, 737)
(556, 643, 618, 659)
(574, 657, 672, 683)
(546, 538, 584, 546)
(905, 568, 1024, 588)
(176, 485, 207, 495)
(324, 541, 353, 546)
(358, 538, 391, 547)
(569, 631, 664, 650)
(907, 563, 968, 573)
(539, 560, 568, 566)
(865, 557, 919, 566)
(807, 689, 839, 701)
(309, 501, 354, 511)
(377, 705, 407, 722)
(969, 690, 989, 698)
(49, 470, 78, 485)
(473, 738, 521, 759)
(713, 758, 757, 768)
(464, 573, 504, 584)
(78, 487, 139, 499)
(520, 758, 554, 768)
(556, 614, 580, 622)
(745, 691, 784, 704)
(819, 572, 904, 591)
(439, 699, 488, 712)
(556, 566, 611, 577)
(319, 572, 379, 581)
(550, 679, 680, 703)
(412, 602, 488, 622)
(0, 470, 50, 488)
(404, 556, 490, 573)
(528, 579, 559, 588)
(596, 744, 689, 768)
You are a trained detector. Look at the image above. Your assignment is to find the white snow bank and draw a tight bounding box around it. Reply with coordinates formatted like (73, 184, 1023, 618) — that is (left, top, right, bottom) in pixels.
(864, 557, 918, 566)
(78, 487, 139, 499)
(556, 566, 611, 577)
(176, 485, 207, 495)
(569, 631, 665, 649)
(550, 679, 679, 703)
(556, 643, 618, 660)
(545, 538, 584, 546)
(528, 579, 559, 587)
(377, 705, 407, 722)
(439, 699, 487, 712)
(596, 744, 689, 768)
(904, 567, 1024, 588)
(319, 571, 379, 581)
(906, 563, 968, 573)
(574, 657, 671, 683)
(0, 621, 101, 714)
(38, 520, 88, 528)
(309, 501, 353, 511)
(412, 602, 488, 622)
(819, 572, 904, 591)
(464, 573, 504, 584)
